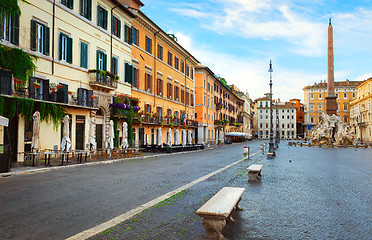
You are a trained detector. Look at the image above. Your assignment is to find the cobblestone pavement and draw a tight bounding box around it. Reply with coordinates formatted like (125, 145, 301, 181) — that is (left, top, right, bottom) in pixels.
(89, 142, 372, 240)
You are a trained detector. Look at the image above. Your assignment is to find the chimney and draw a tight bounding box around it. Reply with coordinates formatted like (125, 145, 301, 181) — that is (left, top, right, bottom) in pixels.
(278, 98, 281, 103)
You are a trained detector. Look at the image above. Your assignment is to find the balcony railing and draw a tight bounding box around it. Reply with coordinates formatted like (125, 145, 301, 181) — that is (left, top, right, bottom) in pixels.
(89, 72, 118, 90)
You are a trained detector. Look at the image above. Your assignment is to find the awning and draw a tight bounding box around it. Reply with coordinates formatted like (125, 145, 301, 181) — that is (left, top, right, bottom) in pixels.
(225, 132, 252, 137)
(0, 116, 9, 127)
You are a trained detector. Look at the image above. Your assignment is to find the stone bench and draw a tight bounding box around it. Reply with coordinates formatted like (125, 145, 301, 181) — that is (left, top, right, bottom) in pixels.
(247, 164, 263, 182)
(196, 187, 245, 239)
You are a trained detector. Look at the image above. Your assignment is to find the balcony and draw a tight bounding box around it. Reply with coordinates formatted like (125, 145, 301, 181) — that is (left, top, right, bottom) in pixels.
(89, 70, 118, 91)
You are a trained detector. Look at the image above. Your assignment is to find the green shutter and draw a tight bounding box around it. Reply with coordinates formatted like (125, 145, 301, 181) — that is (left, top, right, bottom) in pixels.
(58, 33, 63, 60)
(44, 25, 50, 55)
(11, 14, 19, 45)
(118, 20, 121, 38)
(68, 0, 74, 9)
(80, 42, 88, 68)
(96, 50, 100, 69)
(67, 36, 73, 63)
(124, 26, 128, 42)
(87, 0, 92, 20)
(30, 20, 37, 51)
(129, 27, 132, 45)
(129, 65, 133, 84)
(124, 62, 129, 83)
(103, 52, 107, 71)
(103, 10, 108, 29)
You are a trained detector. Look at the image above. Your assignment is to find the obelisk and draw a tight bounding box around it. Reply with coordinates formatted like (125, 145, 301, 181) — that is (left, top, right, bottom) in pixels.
(325, 18, 338, 115)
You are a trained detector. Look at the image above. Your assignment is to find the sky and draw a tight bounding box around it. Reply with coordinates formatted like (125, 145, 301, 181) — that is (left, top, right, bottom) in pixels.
(140, 0, 372, 102)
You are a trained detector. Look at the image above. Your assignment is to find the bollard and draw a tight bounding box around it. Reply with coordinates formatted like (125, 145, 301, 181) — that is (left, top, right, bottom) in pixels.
(244, 146, 250, 158)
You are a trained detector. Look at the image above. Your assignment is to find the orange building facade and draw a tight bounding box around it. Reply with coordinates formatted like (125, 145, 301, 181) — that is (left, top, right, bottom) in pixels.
(289, 99, 305, 138)
(130, 11, 199, 146)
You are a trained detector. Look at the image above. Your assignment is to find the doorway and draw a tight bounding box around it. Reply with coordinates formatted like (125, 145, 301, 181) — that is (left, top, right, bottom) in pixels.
(139, 128, 144, 147)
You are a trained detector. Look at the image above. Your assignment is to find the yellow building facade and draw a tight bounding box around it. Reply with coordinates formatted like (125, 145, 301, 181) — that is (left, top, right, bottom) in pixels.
(1, 0, 139, 163)
(303, 80, 361, 137)
(349, 78, 372, 143)
(130, 11, 199, 146)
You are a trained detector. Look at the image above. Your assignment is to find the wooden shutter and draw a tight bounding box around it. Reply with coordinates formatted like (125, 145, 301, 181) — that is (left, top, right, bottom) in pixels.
(80, 42, 87, 68)
(80, 0, 84, 15)
(11, 14, 19, 45)
(103, 52, 107, 71)
(125, 26, 128, 43)
(98, 6, 102, 27)
(87, 0, 92, 20)
(42, 79, 49, 101)
(129, 26, 132, 44)
(77, 87, 83, 106)
(103, 9, 108, 29)
(96, 50, 100, 69)
(128, 65, 133, 84)
(44, 25, 50, 55)
(111, 15, 115, 35)
(63, 83, 68, 103)
(117, 19, 121, 38)
(28, 77, 35, 98)
(87, 90, 93, 107)
(30, 20, 37, 51)
(67, 36, 73, 63)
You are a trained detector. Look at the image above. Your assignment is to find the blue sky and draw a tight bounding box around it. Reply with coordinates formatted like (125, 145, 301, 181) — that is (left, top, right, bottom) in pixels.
(140, 0, 372, 102)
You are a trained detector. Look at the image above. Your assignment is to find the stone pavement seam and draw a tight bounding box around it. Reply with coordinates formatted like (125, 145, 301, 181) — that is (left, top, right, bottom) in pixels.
(0, 148, 210, 178)
(65, 150, 261, 240)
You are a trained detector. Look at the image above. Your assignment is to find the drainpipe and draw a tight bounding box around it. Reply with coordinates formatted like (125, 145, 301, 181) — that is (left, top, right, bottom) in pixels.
(153, 31, 159, 110)
(52, 0, 56, 74)
(110, 6, 118, 73)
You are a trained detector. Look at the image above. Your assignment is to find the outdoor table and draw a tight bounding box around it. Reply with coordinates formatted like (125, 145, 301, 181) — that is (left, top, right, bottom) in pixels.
(60, 152, 69, 165)
(43, 151, 57, 166)
(27, 152, 41, 166)
(74, 150, 89, 163)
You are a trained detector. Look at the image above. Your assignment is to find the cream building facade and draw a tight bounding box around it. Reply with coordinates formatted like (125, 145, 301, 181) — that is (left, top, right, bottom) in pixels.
(349, 78, 372, 143)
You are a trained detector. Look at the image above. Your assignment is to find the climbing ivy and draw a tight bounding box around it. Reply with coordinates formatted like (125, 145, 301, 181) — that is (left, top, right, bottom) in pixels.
(0, 96, 67, 129)
(0, 0, 22, 19)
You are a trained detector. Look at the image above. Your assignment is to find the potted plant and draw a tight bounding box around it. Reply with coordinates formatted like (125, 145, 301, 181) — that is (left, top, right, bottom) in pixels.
(33, 82, 40, 89)
(166, 146, 173, 153)
(218, 139, 222, 146)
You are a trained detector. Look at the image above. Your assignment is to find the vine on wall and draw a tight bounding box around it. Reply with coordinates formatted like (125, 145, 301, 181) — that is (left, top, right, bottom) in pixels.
(0, 96, 67, 129)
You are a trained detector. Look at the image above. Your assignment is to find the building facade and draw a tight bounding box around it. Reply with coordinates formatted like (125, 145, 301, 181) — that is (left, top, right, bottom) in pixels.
(1, 0, 140, 163)
(349, 78, 372, 143)
(130, 10, 199, 147)
(194, 65, 216, 144)
(303, 80, 361, 137)
(289, 99, 305, 138)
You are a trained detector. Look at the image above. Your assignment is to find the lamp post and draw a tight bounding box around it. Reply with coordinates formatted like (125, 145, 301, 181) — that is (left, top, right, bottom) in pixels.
(267, 60, 276, 157)
(275, 106, 279, 148)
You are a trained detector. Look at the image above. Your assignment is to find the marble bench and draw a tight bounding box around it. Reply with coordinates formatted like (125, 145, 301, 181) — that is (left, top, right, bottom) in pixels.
(247, 164, 263, 182)
(196, 187, 245, 239)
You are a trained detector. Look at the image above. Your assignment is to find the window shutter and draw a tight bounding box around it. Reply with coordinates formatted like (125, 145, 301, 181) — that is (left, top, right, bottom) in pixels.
(44, 26, 50, 55)
(80, 42, 86, 68)
(58, 33, 63, 60)
(129, 26, 132, 44)
(103, 10, 108, 29)
(87, 90, 93, 107)
(129, 65, 133, 84)
(124, 62, 129, 83)
(67, 36, 73, 63)
(30, 20, 37, 51)
(42, 79, 49, 101)
(87, 0, 92, 20)
(103, 52, 107, 71)
(11, 14, 19, 45)
(68, 0, 74, 9)
(28, 77, 35, 98)
(117, 19, 121, 38)
(80, 0, 84, 15)
(111, 15, 115, 35)
(77, 87, 83, 106)
(63, 84, 68, 103)
(98, 6, 102, 27)
(96, 50, 100, 69)
(125, 26, 128, 42)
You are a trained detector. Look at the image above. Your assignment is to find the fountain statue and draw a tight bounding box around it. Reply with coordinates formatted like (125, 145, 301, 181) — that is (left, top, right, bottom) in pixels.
(311, 112, 355, 145)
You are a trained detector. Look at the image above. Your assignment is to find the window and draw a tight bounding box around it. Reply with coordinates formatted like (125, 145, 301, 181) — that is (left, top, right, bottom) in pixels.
(344, 115, 348, 123)
(145, 36, 152, 54)
(124, 25, 132, 44)
(111, 16, 121, 38)
(191, 93, 194, 106)
(168, 51, 172, 66)
(30, 20, 50, 55)
(132, 27, 139, 45)
(97, 5, 108, 29)
(61, 0, 74, 9)
(180, 59, 184, 73)
(80, 41, 88, 68)
(112, 57, 118, 75)
(59, 32, 72, 63)
(310, 93, 314, 99)
(145, 73, 152, 92)
(174, 85, 179, 101)
(157, 78, 163, 96)
(77, 88, 93, 107)
(310, 116, 314, 123)
(344, 93, 347, 99)
(319, 93, 322, 99)
(0, 9, 19, 45)
(352, 92, 355, 98)
(186, 92, 190, 105)
(29, 77, 49, 101)
(80, 0, 92, 20)
(191, 68, 194, 80)
(208, 83, 210, 92)
(282, 115, 284, 119)
(96, 50, 107, 70)
(174, 56, 179, 70)
(167, 82, 172, 99)
(186, 64, 189, 77)
(157, 44, 163, 60)
(181, 88, 185, 103)
(157, 107, 162, 122)
(343, 102, 348, 110)
(132, 67, 138, 88)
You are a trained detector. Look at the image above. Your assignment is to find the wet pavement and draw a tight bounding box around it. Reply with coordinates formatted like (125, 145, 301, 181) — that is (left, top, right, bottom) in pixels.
(1, 141, 371, 240)
(89, 142, 372, 240)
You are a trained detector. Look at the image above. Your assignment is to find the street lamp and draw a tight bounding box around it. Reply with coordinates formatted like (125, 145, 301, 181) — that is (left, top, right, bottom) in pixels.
(275, 107, 279, 148)
(267, 60, 276, 157)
